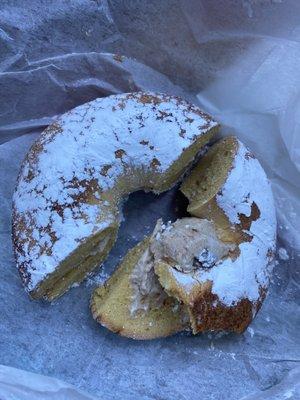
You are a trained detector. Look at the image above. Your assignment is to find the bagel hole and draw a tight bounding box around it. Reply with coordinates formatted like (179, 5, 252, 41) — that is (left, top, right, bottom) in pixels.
(173, 189, 190, 219)
(87, 187, 191, 298)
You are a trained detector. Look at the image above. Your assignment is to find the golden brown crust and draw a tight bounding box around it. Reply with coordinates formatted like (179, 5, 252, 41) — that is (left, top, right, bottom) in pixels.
(189, 283, 267, 334)
(189, 285, 253, 334)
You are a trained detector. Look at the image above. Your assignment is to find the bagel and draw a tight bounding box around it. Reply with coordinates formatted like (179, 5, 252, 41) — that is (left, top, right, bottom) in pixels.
(12, 92, 218, 300)
(91, 136, 277, 338)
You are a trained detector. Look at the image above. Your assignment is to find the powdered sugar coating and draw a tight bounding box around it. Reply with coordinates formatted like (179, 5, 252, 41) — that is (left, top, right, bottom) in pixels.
(12, 92, 217, 293)
(169, 139, 277, 307)
(206, 140, 277, 305)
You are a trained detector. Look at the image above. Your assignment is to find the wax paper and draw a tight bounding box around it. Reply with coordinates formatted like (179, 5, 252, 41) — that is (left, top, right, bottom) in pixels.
(0, 1, 299, 399)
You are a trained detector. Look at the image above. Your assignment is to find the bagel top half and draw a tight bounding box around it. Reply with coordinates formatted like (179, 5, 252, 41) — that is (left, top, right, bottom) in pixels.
(12, 92, 218, 300)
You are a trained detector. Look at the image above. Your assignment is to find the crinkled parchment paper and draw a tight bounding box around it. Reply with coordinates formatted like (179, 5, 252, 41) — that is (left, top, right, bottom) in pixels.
(0, 1, 299, 399)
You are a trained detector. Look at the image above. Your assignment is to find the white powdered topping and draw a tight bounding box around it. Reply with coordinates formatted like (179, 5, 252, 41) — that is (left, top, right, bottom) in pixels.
(205, 140, 277, 305)
(278, 247, 289, 261)
(13, 92, 216, 291)
(169, 140, 277, 306)
(195, 248, 218, 269)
